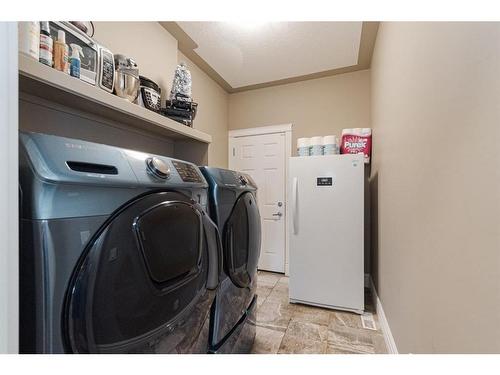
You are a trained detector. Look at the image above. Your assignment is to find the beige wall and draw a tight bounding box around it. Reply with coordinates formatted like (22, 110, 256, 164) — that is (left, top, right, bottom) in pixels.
(1, 22, 19, 353)
(228, 69, 372, 273)
(228, 70, 371, 153)
(93, 22, 229, 167)
(179, 52, 229, 168)
(92, 23, 370, 168)
(370, 22, 500, 353)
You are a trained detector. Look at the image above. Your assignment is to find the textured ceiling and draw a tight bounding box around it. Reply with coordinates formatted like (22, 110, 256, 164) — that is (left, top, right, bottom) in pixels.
(177, 22, 363, 89)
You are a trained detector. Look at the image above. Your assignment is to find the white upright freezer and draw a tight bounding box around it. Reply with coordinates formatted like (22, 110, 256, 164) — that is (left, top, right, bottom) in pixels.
(288, 154, 364, 314)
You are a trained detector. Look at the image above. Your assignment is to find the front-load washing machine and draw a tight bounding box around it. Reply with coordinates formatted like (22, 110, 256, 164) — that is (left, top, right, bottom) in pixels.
(199, 167, 261, 353)
(19, 132, 221, 353)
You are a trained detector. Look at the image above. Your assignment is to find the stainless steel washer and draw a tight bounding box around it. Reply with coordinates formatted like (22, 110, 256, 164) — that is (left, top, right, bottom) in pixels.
(19, 132, 220, 353)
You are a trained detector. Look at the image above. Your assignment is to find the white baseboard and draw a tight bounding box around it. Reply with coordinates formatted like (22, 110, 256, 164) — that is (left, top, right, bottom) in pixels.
(369, 277, 398, 354)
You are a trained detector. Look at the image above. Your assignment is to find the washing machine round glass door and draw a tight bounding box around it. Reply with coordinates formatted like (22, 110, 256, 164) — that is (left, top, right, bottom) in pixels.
(63, 191, 220, 353)
(223, 191, 261, 288)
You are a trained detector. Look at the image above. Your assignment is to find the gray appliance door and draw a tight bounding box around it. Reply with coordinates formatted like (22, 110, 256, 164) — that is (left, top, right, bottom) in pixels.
(223, 191, 261, 288)
(210, 191, 261, 349)
(63, 191, 219, 353)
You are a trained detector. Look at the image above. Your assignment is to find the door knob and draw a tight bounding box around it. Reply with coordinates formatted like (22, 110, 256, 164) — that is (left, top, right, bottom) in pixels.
(277, 201, 283, 207)
(272, 212, 283, 218)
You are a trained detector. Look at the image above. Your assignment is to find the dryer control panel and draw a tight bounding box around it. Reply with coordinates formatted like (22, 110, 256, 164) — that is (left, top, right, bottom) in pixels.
(215, 169, 257, 189)
(172, 160, 204, 183)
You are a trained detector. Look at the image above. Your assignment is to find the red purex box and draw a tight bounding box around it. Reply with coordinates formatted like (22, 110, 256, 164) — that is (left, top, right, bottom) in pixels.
(340, 128, 372, 163)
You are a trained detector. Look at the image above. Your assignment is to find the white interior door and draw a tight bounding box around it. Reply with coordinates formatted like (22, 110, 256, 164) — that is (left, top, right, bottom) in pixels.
(229, 132, 286, 273)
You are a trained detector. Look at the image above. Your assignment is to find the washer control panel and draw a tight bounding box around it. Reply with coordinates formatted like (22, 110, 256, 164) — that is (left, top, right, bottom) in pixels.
(172, 160, 203, 183)
(146, 157, 170, 180)
(238, 175, 248, 186)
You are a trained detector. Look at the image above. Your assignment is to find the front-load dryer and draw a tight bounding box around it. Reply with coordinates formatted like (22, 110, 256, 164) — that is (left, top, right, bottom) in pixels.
(199, 167, 261, 353)
(19, 132, 221, 353)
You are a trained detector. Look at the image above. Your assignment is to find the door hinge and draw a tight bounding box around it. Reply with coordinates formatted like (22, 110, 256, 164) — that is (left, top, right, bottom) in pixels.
(232, 148, 235, 156)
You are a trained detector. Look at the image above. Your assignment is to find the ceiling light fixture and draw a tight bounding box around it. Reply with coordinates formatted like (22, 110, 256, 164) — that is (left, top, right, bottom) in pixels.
(226, 20, 269, 30)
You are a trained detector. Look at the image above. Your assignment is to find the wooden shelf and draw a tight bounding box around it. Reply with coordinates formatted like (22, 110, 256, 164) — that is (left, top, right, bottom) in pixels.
(18, 53, 212, 144)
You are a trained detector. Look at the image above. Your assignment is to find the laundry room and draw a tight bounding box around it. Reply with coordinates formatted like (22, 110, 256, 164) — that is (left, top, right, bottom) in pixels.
(1, 2, 500, 373)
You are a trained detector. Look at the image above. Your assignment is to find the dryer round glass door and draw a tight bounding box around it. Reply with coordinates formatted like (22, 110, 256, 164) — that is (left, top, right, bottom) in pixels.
(223, 191, 261, 288)
(63, 191, 218, 353)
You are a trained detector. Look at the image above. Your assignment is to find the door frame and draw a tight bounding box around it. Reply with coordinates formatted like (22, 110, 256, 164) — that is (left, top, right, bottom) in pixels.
(228, 124, 292, 275)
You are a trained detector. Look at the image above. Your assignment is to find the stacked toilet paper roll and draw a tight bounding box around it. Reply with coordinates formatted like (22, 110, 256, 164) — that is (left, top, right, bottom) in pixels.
(309, 136, 323, 156)
(297, 138, 310, 156)
(297, 135, 341, 156)
(322, 135, 339, 155)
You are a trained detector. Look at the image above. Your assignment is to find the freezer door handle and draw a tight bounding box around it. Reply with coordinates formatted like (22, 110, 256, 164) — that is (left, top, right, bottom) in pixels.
(292, 177, 298, 234)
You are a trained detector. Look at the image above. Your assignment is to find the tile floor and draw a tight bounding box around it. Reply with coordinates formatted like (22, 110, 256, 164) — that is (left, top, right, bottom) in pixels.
(251, 271, 388, 354)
